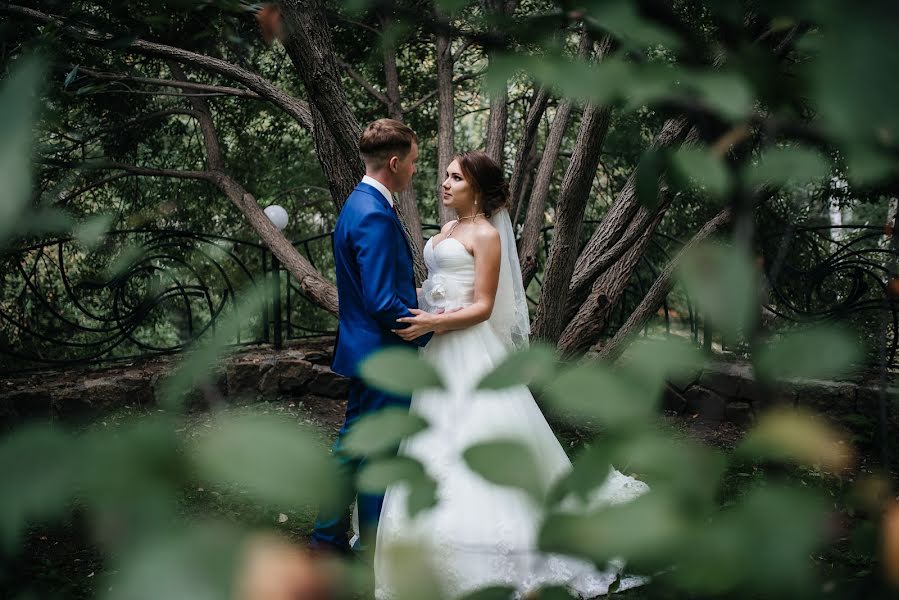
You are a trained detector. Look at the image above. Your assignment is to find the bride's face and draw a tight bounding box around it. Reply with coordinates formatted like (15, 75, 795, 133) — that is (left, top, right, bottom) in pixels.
(441, 159, 478, 212)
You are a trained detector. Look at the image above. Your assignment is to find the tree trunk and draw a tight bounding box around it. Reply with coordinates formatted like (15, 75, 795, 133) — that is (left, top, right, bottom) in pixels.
(379, 12, 426, 282)
(594, 208, 732, 362)
(530, 100, 613, 344)
(517, 98, 573, 286)
(436, 11, 456, 225)
(565, 117, 691, 312)
(508, 86, 549, 220)
(278, 0, 363, 209)
(557, 207, 667, 355)
(479, 0, 518, 166)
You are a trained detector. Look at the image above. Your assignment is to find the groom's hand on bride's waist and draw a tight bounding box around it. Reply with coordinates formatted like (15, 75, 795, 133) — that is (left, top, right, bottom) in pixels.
(393, 307, 461, 341)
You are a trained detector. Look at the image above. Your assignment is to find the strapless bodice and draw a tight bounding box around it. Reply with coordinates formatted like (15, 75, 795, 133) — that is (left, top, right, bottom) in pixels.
(419, 237, 476, 313)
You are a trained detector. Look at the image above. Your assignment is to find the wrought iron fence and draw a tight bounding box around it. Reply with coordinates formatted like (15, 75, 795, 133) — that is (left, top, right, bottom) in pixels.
(2, 221, 897, 373)
(0, 229, 336, 373)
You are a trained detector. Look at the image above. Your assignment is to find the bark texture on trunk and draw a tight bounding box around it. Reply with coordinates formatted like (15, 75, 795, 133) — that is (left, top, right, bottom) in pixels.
(278, 0, 364, 209)
(594, 208, 732, 362)
(436, 19, 456, 225)
(508, 87, 549, 220)
(557, 207, 667, 355)
(566, 117, 691, 310)
(517, 32, 594, 286)
(167, 62, 339, 313)
(479, 0, 518, 166)
(530, 101, 613, 344)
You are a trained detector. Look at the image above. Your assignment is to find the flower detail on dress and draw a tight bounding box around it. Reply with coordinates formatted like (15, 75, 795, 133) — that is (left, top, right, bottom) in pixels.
(420, 274, 448, 312)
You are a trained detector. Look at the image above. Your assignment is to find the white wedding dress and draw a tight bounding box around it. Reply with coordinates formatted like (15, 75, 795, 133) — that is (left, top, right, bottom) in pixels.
(374, 214, 649, 599)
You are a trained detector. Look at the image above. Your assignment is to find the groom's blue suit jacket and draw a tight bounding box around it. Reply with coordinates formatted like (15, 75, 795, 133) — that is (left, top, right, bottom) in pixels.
(331, 182, 431, 378)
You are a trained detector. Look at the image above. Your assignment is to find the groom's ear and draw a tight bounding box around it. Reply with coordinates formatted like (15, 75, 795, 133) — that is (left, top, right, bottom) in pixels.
(388, 155, 399, 172)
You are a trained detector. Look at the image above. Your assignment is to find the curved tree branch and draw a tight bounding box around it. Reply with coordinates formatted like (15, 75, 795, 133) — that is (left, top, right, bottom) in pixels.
(2, 4, 314, 131)
(75, 66, 264, 99)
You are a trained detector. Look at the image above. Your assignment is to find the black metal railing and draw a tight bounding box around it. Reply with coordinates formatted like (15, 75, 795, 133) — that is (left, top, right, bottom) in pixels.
(2, 221, 897, 373)
(0, 229, 336, 372)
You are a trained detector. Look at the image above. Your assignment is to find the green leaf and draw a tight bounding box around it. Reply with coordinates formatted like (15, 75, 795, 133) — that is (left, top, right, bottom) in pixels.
(462, 439, 544, 502)
(620, 337, 705, 397)
(342, 407, 428, 456)
(74, 213, 115, 249)
(0, 426, 77, 551)
(0, 56, 44, 246)
(104, 243, 146, 281)
(360, 347, 445, 395)
(104, 524, 241, 600)
(755, 326, 861, 381)
(635, 149, 664, 209)
(458, 586, 517, 600)
(737, 408, 852, 472)
(688, 72, 754, 121)
(476, 343, 557, 390)
(406, 477, 439, 518)
(357, 456, 427, 494)
(586, 0, 683, 51)
(672, 486, 827, 595)
(678, 243, 757, 344)
(542, 363, 657, 429)
(159, 283, 273, 409)
(670, 147, 731, 199)
(744, 146, 830, 188)
(192, 413, 340, 509)
(539, 494, 687, 566)
(64, 65, 79, 89)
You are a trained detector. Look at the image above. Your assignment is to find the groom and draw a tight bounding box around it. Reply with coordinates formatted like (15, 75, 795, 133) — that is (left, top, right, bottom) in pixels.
(311, 118, 431, 555)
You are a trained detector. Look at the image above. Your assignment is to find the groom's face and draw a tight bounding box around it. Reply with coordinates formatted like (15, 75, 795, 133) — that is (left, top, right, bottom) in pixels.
(392, 141, 419, 191)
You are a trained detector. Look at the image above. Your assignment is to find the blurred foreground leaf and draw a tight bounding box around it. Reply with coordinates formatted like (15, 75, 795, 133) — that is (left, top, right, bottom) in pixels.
(678, 243, 757, 343)
(104, 524, 242, 600)
(542, 363, 656, 429)
(673, 486, 828, 595)
(463, 439, 544, 503)
(0, 56, 44, 247)
(357, 456, 427, 494)
(738, 408, 853, 472)
(192, 414, 340, 509)
(342, 407, 428, 456)
(360, 347, 445, 395)
(744, 146, 830, 188)
(540, 494, 687, 568)
(159, 283, 272, 409)
(754, 326, 861, 381)
(0, 426, 77, 551)
(476, 343, 557, 390)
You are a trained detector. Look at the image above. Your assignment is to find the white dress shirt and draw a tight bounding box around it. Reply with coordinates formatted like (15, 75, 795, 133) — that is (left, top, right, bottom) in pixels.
(361, 175, 394, 208)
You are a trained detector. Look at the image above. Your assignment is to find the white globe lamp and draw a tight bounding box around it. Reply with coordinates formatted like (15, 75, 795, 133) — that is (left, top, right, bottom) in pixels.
(264, 204, 289, 231)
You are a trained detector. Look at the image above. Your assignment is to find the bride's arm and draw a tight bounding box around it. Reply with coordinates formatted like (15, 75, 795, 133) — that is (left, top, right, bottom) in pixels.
(393, 226, 501, 339)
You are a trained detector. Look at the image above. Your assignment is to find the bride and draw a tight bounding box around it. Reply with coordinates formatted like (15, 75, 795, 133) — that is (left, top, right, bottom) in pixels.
(375, 151, 648, 599)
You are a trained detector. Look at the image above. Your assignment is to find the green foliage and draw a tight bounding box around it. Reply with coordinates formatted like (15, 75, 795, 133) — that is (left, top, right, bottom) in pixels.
(359, 347, 445, 395)
(342, 407, 428, 456)
(463, 439, 545, 502)
(755, 326, 862, 381)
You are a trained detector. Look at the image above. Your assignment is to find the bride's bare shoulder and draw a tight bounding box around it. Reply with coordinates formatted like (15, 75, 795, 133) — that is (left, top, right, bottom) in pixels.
(473, 219, 500, 247)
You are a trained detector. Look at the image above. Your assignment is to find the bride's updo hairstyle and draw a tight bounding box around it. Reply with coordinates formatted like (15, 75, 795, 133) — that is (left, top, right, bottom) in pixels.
(454, 150, 510, 218)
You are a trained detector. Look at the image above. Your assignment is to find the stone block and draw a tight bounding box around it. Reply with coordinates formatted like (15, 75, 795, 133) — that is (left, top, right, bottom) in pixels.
(662, 385, 688, 413)
(278, 358, 315, 393)
(725, 401, 754, 427)
(795, 381, 856, 416)
(308, 365, 350, 398)
(684, 385, 727, 423)
(226, 360, 263, 398)
(697, 363, 749, 399)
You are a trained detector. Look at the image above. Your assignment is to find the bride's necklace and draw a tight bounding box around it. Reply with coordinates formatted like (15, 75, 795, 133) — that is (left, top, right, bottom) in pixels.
(447, 211, 485, 238)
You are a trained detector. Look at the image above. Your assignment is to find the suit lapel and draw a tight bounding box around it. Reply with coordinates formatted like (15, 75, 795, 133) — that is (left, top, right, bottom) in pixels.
(355, 183, 412, 260)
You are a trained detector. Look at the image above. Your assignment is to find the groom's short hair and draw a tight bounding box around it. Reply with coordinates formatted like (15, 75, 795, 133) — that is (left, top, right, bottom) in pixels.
(359, 119, 417, 169)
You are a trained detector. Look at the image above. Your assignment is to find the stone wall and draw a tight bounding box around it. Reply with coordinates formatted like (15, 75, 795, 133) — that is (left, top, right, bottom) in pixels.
(666, 360, 896, 427)
(2, 342, 894, 431)
(0, 340, 349, 428)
